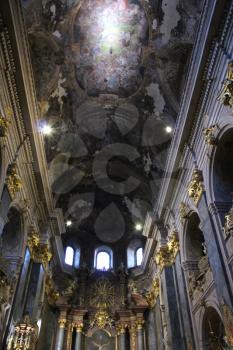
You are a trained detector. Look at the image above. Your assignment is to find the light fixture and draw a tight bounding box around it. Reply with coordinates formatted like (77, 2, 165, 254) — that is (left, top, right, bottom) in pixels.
(41, 123, 52, 136)
(135, 223, 142, 231)
(66, 220, 72, 227)
(165, 126, 172, 133)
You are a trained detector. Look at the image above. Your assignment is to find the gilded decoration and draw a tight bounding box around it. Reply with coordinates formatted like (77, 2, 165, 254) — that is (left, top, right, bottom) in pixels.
(187, 168, 204, 206)
(90, 277, 114, 308)
(219, 61, 233, 113)
(7, 316, 36, 350)
(155, 233, 179, 271)
(27, 231, 52, 267)
(6, 164, 22, 198)
(45, 275, 59, 305)
(91, 303, 114, 329)
(145, 278, 160, 308)
(203, 125, 218, 146)
(223, 206, 233, 236)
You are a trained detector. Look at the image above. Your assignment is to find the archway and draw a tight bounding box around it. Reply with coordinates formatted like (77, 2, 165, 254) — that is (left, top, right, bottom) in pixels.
(213, 128, 233, 203)
(202, 307, 226, 350)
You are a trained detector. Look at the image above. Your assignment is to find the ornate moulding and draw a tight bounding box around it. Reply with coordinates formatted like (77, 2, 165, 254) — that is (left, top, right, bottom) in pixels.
(219, 60, 233, 113)
(187, 168, 204, 206)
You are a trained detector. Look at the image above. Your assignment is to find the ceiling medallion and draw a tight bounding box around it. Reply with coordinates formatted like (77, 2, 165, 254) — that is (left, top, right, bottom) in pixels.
(187, 168, 204, 206)
(218, 61, 233, 113)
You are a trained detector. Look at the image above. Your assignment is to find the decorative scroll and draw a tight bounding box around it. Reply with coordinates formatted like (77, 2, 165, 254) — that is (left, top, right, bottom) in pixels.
(187, 168, 204, 206)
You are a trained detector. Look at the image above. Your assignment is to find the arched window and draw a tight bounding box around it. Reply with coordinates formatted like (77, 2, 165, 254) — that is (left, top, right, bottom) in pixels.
(127, 239, 144, 268)
(94, 246, 113, 270)
(65, 246, 74, 266)
(96, 251, 110, 270)
(136, 247, 143, 266)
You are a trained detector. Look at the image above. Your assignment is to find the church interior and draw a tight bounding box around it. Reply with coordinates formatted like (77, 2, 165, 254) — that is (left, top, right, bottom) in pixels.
(0, 0, 233, 349)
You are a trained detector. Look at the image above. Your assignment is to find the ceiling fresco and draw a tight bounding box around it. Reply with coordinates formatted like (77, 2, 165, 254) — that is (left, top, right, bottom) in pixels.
(21, 0, 204, 246)
(74, 0, 148, 97)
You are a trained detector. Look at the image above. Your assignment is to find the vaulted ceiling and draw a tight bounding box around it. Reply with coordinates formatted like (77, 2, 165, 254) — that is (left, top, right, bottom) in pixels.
(21, 0, 204, 247)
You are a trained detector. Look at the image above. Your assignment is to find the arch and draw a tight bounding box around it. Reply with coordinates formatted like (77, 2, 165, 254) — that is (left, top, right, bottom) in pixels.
(94, 246, 113, 270)
(1, 207, 24, 259)
(201, 306, 226, 350)
(212, 127, 233, 204)
(127, 238, 144, 268)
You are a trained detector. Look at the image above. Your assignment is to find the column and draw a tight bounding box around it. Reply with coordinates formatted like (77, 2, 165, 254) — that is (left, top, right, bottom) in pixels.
(74, 323, 83, 350)
(54, 318, 66, 350)
(136, 320, 144, 350)
(117, 323, 126, 350)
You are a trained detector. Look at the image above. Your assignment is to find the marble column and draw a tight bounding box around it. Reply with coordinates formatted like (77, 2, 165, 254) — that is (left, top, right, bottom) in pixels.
(74, 323, 83, 350)
(54, 319, 66, 350)
(117, 324, 126, 350)
(136, 320, 144, 350)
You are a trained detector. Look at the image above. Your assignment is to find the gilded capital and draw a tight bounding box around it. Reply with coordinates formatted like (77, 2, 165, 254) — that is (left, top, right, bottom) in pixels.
(187, 168, 204, 206)
(28, 232, 52, 267)
(155, 233, 179, 271)
(136, 319, 144, 330)
(58, 318, 66, 328)
(73, 322, 83, 332)
(116, 322, 127, 335)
